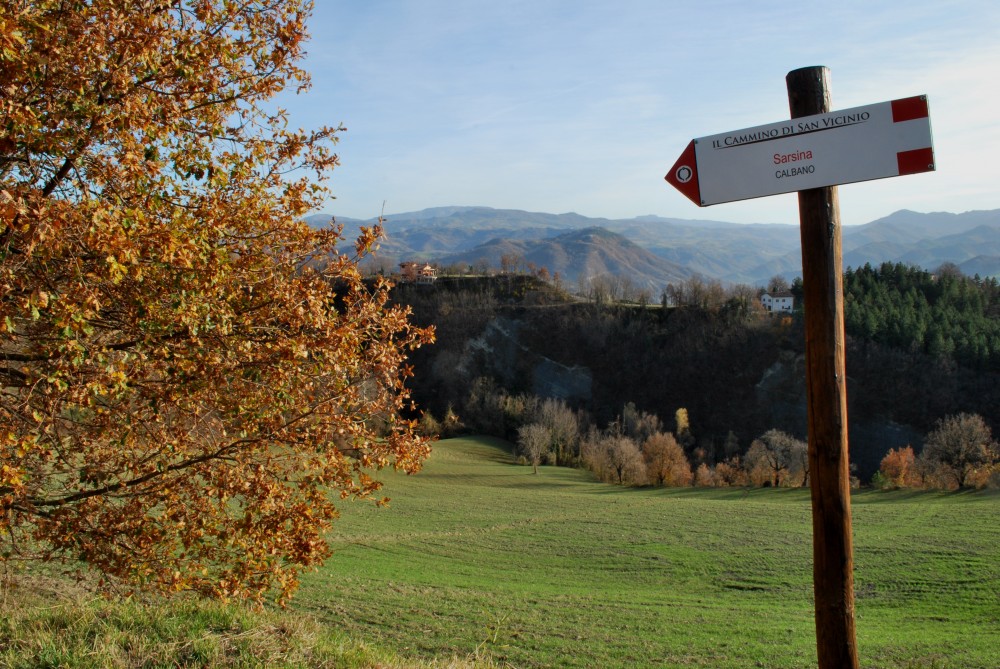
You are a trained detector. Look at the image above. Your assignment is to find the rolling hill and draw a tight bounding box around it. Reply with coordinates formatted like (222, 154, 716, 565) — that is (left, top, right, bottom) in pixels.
(306, 207, 1000, 285)
(436, 226, 690, 293)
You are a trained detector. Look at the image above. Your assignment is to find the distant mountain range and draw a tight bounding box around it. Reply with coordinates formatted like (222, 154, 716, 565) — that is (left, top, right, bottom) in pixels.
(305, 207, 1000, 288)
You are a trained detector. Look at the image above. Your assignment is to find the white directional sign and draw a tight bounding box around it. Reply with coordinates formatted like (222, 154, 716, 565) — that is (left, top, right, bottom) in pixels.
(664, 96, 935, 206)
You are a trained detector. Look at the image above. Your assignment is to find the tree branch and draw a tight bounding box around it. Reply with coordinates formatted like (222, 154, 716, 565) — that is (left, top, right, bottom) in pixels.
(21, 436, 261, 511)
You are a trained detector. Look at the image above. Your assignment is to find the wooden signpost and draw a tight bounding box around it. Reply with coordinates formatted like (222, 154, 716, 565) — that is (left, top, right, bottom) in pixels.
(664, 66, 935, 669)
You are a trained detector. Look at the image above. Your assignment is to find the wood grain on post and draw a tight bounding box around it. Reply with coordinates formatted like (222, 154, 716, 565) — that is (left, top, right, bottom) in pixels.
(785, 65, 860, 669)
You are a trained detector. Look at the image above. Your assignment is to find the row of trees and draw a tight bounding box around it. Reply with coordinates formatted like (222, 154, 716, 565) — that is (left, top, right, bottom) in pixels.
(509, 397, 815, 488)
(577, 426, 812, 489)
(876, 413, 999, 490)
(581, 273, 782, 321)
(535, 404, 997, 491)
(440, 386, 809, 488)
(424, 381, 998, 491)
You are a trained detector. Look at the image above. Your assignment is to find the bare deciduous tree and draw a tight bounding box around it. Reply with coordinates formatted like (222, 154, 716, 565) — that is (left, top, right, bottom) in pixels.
(604, 436, 646, 485)
(920, 413, 997, 488)
(745, 430, 806, 487)
(622, 403, 663, 446)
(518, 424, 552, 474)
(536, 399, 580, 466)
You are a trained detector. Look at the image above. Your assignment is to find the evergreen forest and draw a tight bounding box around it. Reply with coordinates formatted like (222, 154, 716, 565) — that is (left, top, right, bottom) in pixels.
(843, 262, 1000, 370)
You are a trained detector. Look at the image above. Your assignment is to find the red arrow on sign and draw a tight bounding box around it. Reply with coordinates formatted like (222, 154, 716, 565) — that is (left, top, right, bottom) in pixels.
(664, 140, 701, 206)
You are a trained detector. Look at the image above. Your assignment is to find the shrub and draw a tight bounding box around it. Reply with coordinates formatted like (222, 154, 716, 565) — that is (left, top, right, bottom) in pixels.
(878, 446, 920, 489)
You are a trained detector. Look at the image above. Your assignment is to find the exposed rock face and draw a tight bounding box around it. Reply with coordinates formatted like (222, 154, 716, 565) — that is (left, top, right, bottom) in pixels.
(532, 357, 592, 402)
(461, 317, 592, 403)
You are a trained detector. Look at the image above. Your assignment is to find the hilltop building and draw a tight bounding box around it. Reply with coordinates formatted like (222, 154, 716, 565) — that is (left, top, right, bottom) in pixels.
(399, 261, 437, 285)
(761, 290, 794, 314)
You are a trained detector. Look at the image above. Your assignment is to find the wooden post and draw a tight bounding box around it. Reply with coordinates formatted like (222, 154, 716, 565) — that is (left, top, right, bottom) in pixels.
(785, 66, 860, 669)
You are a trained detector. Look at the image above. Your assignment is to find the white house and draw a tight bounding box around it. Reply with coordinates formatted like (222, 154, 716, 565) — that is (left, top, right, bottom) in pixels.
(761, 290, 794, 314)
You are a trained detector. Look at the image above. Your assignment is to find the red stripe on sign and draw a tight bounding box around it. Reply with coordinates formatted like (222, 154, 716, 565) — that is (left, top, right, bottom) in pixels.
(897, 147, 934, 176)
(891, 96, 929, 123)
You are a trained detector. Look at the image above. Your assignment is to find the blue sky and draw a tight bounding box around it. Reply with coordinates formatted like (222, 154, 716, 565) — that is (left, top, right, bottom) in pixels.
(280, 0, 1000, 225)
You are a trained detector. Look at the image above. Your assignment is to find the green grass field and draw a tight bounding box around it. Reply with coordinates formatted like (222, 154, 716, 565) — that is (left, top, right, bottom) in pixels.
(294, 436, 1000, 669)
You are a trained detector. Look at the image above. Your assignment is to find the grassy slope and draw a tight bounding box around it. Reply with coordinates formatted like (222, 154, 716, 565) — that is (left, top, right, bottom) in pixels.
(0, 578, 384, 668)
(295, 437, 1000, 669)
(0, 575, 490, 669)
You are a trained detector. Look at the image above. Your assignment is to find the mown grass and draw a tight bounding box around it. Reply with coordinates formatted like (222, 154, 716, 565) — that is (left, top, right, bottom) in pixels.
(294, 437, 1000, 669)
(3, 437, 996, 668)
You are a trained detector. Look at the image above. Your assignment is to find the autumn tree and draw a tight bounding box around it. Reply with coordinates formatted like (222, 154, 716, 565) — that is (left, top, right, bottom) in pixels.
(920, 414, 998, 488)
(714, 457, 748, 487)
(642, 432, 692, 487)
(876, 446, 920, 489)
(674, 408, 694, 449)
(603, 435, 646, 485)
(499, 253, 524, 275)
(745, 430, 806, 487)
(0, 1, 432, 602)
(581, 430, 645, 485)
(693, 463, 715, 487)
(417, 411, 443, 438)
